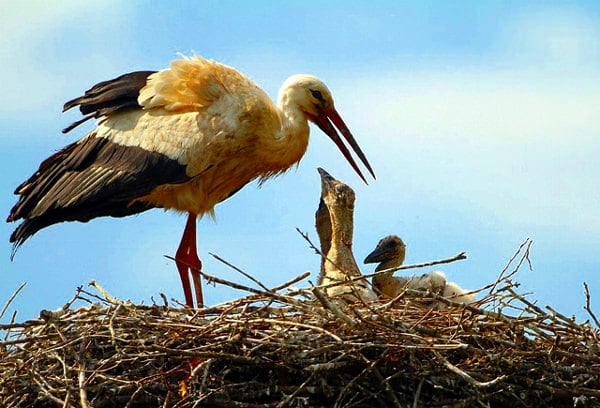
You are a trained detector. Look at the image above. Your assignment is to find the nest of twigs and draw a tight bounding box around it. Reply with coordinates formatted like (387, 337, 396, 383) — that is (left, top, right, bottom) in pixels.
(1, 238, 599, 407)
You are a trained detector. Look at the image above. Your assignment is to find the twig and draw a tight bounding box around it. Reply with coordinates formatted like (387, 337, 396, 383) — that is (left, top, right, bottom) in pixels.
(0, 282, 26, 321)
(88, 280, 124, 305)
(413, 378, 424, 408)
(312, 286, 357, 329)
(271, 271, 311, 292)
(334, 355, 379, 407)
(78, 341, 90, 408)
(160, 293, 169, 308)
(3, 310, 18, 341)
(434, 351, 506, 388)
(508, 288, 546, 316)
(296, 227, 343, 269)
(108, 304, 123, 345)
(489, 238, 533, 294)
(229, 317, 344, 342)
(297, 227, 467, 281)
(361, 352, 401, 408)
(286, 252, 468, 299)
(125, 386, 145, 408)
(276, 372, 316, 408)
(583, 282, 600, 329)
(360, 252, 467, 281)
(209, 252, 270, 292)
(545, 305, 576, 326)
(165, 255, 306, 309)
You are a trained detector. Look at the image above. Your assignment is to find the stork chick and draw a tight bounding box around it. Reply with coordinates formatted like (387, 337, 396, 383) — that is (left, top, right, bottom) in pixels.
(315, 168, 376, 303)
(439, 281, 476, 308)
(364, 235, 474, 307)
(362, 235, 408, 298)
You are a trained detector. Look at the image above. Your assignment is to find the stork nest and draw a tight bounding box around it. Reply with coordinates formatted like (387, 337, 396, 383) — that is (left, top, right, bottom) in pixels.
(1, 239, 599, 408)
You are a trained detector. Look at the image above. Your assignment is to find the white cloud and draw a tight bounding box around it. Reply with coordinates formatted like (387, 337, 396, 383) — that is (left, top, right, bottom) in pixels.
(331, 65, 600, 234)
(499, 6, 600, 66)
(341, 68, 600, 144)
(0, 0, 133, 121)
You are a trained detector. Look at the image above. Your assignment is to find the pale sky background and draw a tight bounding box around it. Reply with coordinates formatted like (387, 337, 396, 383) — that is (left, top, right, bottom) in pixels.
(1, 1, 599, 324)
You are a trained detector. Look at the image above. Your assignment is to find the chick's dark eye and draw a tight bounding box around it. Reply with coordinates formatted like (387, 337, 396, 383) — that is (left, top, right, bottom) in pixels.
(310, 89, 324, 102)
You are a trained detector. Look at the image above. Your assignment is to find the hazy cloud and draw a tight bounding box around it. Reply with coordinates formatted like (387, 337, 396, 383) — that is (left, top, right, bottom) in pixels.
(0, 1, 133, 120)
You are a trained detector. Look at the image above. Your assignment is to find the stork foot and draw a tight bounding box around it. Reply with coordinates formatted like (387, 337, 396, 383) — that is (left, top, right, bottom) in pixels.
(175, 250, 203, 308)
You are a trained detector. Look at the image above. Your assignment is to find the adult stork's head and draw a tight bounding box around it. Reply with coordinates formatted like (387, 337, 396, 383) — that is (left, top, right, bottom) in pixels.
(278, 74, 376, 184)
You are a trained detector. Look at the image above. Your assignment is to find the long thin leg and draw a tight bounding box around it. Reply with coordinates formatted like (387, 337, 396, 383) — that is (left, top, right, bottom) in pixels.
(175, 212, 203, 308)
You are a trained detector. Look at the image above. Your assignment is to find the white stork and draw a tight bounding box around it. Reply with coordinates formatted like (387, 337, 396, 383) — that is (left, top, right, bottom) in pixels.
(7, 55, 375, 308)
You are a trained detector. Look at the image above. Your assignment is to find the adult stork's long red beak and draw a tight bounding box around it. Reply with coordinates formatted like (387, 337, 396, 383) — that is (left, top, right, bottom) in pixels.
(309, 106, 376, 185)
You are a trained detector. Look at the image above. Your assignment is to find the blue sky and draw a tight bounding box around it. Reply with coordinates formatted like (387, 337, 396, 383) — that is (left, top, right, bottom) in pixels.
(1, 1, 599, 323)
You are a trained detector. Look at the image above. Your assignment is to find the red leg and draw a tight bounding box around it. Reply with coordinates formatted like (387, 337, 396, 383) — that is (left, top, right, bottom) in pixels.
(175, 212, 203, 308)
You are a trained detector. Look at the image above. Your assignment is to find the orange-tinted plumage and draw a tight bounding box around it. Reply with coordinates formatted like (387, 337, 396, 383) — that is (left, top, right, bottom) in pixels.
(8, 55, 375, 308)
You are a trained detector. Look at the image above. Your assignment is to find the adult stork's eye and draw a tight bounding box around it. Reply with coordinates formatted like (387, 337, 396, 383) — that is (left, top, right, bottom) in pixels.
(310, 89, 324, 102)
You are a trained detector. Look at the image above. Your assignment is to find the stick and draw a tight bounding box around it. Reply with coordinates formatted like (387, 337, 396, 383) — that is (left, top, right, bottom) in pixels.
(88, 280, 124, 305)
(270, 271, 311, 292)
(434, 351, 506, 388)
(165, 255, 310, 311)
(78, 342, 90, 408)
(0, 282, 26, 321)
(209, 252, 270, 292)
(312, 286, 357, 329)
(412, 378, 424, 408)
(489, 238, 532, 294)
(360, 252, 467, 280)
(583, 282, 600, 329)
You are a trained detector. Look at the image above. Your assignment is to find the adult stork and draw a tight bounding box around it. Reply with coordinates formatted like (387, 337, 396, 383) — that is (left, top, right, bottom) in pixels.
(7, 55, 375, 308)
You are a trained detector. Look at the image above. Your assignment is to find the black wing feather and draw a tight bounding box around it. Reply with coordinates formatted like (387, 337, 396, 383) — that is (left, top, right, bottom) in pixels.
(8, 69, 191, 255)
(62, 70, 156, 133)
(8, 135, 191, 253)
